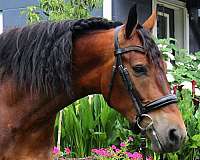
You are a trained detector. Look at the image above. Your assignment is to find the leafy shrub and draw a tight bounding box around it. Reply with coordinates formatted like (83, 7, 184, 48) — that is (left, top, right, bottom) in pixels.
(54, 95, 136, 158)
(23, 0, 102, 24)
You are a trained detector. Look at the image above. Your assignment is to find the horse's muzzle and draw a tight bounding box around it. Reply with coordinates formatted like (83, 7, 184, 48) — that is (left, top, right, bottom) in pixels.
(149, 122, 187, 153)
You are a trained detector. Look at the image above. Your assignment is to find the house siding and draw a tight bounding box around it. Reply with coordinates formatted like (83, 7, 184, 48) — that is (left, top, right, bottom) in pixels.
(0, 0, 102, 31)
(189, 8, 200, 52)
(0, 11, 3, 33)
(0, 0, 38, 31)
(0, 0, 38, 10)
(3, 8, 27, 31)
(112, 0, 152, 23)
(92, 8, 103, 17)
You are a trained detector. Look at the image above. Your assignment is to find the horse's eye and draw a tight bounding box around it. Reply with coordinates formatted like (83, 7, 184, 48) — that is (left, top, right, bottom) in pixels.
(132, 65, 147, 76)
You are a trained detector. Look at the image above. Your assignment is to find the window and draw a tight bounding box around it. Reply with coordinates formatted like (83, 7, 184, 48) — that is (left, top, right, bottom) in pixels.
(157, 5, 175, 39)
(0, 11, 3, 34)
(153, 0, 189, 50)
(157, 11, 170, 39)
(198, 9, 200, 25)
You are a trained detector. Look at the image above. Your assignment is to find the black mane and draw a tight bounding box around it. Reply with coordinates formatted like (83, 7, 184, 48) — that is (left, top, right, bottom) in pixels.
(0, 17, 161, 97)
(0, 17, 121, 96)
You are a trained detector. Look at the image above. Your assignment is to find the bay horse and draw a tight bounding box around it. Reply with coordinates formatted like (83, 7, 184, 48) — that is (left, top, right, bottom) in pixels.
(0, 4, 186, 160)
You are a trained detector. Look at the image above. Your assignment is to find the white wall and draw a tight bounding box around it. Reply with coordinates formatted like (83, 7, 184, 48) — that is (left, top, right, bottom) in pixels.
(0, 11, 3, 34)
(103, 0, 112, 20)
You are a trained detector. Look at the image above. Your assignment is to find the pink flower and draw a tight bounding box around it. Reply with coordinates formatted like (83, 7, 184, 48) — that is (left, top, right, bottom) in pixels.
(52, 146, 59, 155)
(64, 147, 71, 155)
(128, 136, 134, 142)
(91, 148, 98, 153)
(91, 148, 110, 157)
(120, 142, 126, 147)
(115, 148, 120, 153)
(98, 148, 110, 157)
(111, 145, 117, 150)
(126, 152, 134, 158)
(131, 152, 143, 159)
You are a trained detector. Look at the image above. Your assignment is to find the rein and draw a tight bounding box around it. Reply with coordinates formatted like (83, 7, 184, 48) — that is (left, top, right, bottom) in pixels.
(108, 25, 177, 132)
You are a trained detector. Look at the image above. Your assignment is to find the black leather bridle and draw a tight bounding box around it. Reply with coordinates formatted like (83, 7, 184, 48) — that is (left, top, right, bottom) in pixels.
(108, 26, 177, 132)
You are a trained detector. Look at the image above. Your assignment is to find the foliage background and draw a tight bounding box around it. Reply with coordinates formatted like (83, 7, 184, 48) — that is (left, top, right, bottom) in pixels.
(24, 0, 102, 23)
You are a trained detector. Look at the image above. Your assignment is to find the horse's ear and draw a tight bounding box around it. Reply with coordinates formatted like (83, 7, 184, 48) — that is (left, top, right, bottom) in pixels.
(125, 4, 138, 39)
(143, 10, 157, 32)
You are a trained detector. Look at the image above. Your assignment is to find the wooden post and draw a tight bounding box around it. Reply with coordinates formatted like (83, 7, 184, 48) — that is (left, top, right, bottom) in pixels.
(57, 109, 63, 150)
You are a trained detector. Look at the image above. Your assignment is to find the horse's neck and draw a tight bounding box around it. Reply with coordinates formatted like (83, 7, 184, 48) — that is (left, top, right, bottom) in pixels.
(72, 29, 115, 99)
(0, 29, 115, 160)
(0, 80, 57, 159)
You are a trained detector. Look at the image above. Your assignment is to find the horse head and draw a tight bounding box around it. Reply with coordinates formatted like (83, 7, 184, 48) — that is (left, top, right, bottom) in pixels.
(101, 4, 187, 153)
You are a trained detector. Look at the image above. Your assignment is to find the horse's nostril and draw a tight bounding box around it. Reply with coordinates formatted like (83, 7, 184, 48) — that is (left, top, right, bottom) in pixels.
(169, 129, 179, 144)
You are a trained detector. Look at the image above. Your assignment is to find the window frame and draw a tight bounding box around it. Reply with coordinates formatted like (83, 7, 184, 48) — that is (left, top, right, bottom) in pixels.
(157, 11, 170, 39)
(0, 11, 3, 34)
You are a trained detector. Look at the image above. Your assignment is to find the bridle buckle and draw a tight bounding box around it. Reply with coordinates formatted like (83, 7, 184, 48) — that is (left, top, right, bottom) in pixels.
(136, 114, 153, 131)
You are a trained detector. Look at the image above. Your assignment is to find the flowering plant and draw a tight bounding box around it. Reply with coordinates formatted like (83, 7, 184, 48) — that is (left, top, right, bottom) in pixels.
(91, 137, 153, 160)
(52, 146, 72, 160)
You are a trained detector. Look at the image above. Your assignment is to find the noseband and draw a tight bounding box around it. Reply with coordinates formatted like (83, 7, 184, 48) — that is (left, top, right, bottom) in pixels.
(108, 26, 177, 132)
